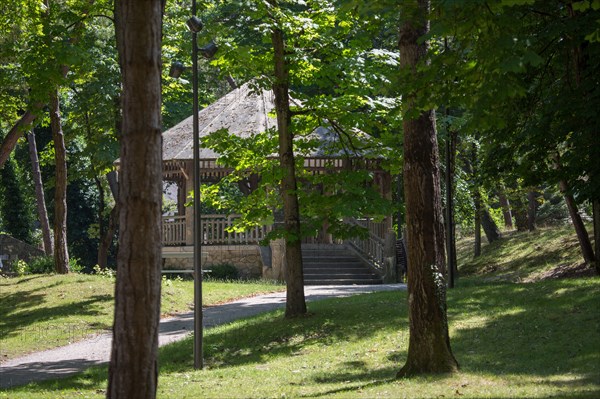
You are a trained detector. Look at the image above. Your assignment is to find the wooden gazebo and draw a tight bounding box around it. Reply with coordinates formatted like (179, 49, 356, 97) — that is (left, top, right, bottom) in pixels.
(160, 81, 395, 280)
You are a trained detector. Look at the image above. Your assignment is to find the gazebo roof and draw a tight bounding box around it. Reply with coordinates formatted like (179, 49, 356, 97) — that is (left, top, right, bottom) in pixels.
(163, 81, 277, 161)
(161, 81, 385, 182)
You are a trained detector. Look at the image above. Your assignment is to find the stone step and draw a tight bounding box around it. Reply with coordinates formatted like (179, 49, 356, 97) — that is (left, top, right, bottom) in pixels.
(304, 273, 379, 280)
(300, 244, 382, 286)
(304, 278, 383, 286)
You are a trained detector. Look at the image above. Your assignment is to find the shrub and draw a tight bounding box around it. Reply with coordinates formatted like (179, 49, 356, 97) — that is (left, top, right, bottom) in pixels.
(68, 258, 85, 273)
(28, 256, 55, 274)
(13, 259, 29, 276)
(207, 263, 239, 281)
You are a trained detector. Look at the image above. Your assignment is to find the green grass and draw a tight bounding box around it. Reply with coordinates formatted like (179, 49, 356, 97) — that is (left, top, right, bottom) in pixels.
(0, 274, 284, 360)
(3, 277, 599, 398)
(456, 224, 593, 281)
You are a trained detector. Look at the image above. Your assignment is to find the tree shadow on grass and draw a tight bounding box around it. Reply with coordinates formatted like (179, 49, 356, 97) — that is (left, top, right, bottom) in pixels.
(3, 279, 599, 397)
(0, 294, 113, 341)
(158, 291, 408, 374)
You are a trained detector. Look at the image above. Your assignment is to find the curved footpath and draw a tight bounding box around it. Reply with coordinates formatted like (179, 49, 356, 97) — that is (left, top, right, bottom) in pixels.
(0, 284, 405, 389)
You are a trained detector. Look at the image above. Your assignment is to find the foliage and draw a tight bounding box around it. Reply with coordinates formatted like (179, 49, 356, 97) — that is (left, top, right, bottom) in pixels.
(27, 256, 55, 274)
(12, 259, 29, 276)
(93, 264, 116, 279)
(0, 156, 35, 244)
(206, 263, 240, 281)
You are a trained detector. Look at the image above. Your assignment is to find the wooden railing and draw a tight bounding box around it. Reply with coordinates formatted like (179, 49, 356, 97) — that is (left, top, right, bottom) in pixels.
(162, 214, 269, 246)
(346, 218, 388, 272)
(202, 214, 268, 245)
(162, 215, 186, 246)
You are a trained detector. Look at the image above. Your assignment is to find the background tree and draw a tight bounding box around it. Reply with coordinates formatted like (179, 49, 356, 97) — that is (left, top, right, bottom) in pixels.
(397, 0, 458, 376)
(107, 0, 164, 397)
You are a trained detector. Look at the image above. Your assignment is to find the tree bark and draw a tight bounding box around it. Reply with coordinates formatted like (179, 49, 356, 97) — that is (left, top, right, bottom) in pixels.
(559, 180, 595, 265)
(49, 90, 70, 274)
(527, 190, 537, 231)
(27, 131, 54, 256)
(107, 0, 163, 397)
(397, 0, 458, 377)
(498, 192, 513, 229)
(481, 208, 501, 243)
(0, 109, 42, 168)
(98, 171, 119, 269)
(593, 199, 600, 275)
(474, 189, 482, 257)
(271, 27, 307, 318)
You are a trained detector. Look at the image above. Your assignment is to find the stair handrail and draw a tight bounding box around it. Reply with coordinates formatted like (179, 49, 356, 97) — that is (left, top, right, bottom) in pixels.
(346, 217, 386, 273)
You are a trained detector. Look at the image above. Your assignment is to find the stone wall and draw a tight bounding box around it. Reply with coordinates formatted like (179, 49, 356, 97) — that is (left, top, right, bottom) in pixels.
(163, 245, 264, 279)
(0, 234, 45, 271)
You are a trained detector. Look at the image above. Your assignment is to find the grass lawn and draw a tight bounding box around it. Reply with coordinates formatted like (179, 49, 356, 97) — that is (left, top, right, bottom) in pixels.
(0, 274, 284, 360)
(2, 276, 599, 398)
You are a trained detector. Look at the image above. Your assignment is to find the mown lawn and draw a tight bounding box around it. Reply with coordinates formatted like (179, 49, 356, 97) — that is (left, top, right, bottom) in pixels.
(0, 274, 284, 360)
(3, 276, 599, 398)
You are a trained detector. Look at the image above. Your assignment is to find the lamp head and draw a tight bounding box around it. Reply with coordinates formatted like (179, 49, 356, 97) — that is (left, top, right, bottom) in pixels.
(186, 16, 203, 33)
(199, 42, 218, 59)
(169, 61, 185, 78)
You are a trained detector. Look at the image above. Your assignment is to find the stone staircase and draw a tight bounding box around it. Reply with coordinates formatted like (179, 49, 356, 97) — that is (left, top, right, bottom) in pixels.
(302, 244, 382, 285)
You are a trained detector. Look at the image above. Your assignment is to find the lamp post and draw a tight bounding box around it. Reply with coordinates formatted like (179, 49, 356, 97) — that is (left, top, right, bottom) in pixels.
(188, 3, 203, 371)
(169, 2, 218, 370)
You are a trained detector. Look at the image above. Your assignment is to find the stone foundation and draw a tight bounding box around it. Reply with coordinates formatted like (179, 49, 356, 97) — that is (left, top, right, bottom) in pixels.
(163, 245, 263, 279)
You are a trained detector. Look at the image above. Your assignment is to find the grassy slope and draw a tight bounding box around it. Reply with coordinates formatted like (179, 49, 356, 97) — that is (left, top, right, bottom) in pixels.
(456, 224, 594, 281)
(0, 275, 284, 360)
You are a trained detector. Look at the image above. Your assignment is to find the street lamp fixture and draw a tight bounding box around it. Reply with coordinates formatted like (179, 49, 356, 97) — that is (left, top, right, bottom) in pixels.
(168, 4, 218, 370)
(169, 61, 185, 79)
(199, 42, 218, 59)
(186, 15, 203, 33)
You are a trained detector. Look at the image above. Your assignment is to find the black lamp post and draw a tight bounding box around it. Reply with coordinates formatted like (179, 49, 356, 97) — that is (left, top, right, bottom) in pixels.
(169, 1, 218, 370)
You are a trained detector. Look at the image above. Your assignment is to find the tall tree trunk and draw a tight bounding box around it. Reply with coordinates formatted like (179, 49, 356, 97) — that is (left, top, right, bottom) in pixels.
(397, 0, 458, 377)
(27, 131, 54, 256)
(481, 208, 501, 243)
(98, 171, 119, 269)
(593, 199, 600, 275)
(474, 190, 482, 257)
(49, 90, 69, 274)
(527, 190, 537, 231)
(498, 192, 513, 229)
(271, 26, 307, 318)
(108, 0, 163, 397)
(559, 180, 595, 265)
(511, 193, 529, 231)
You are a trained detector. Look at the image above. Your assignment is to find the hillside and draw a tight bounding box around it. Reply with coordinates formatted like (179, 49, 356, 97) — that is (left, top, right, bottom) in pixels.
(456, 224, 597, 282)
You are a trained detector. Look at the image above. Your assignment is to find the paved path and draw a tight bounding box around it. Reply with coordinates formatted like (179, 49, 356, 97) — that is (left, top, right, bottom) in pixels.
(0, 284, 404, 389)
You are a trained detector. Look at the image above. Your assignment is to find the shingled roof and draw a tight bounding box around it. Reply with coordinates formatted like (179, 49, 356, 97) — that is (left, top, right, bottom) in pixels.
(163, 81, 277, 161)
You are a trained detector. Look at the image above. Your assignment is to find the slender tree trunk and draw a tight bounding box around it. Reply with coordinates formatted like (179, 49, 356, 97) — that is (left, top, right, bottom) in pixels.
(474, 190, 482, 257)
(559, 180, 595, 265)
(397, 0, 458, 377)
(527, 190, 537, 231)
(27, 131, 54, 256)
(593, 199, 600, 275)
(49, 90, 69, 274)
(98, 171, 119, 269)
(481, 208, 501, 243)
(498, 192, 513, 229)
(510, 191, 529, 231)
(271, 26, 306, 318)
(107, 0, 163, 397)
(0, 108, 42, 168)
